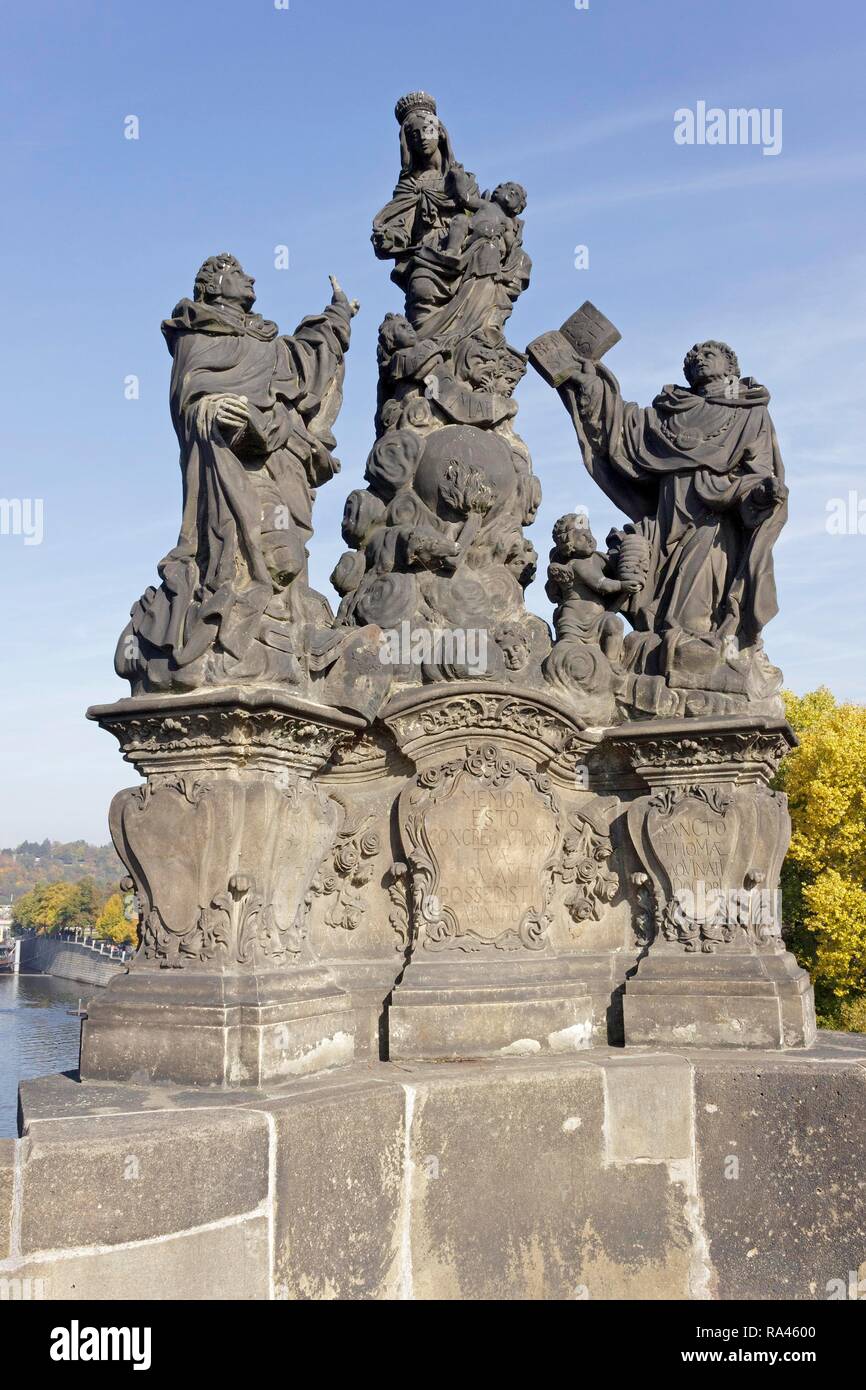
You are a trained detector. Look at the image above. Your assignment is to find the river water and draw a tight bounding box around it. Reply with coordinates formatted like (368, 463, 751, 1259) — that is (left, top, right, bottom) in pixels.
(0, 974, 86, 1137)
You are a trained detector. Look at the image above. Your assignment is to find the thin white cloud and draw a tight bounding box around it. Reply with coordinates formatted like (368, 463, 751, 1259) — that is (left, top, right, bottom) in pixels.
(532, 151, 866, 217)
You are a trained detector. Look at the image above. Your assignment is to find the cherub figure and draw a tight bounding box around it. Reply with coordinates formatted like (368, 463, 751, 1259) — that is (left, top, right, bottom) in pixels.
(376, 313, 445, 424)
(442, 170, 528, 277)
(546, 513, 638, 664)
(377, 313, 444, 383)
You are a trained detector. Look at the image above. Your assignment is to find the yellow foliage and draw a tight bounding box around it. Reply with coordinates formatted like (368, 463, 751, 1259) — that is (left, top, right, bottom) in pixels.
(783, 686, 839, 734)
(94, 893, 135, 945)
(781, 688, 866, 1013)
(802, 872, 866, 998)
(13, 880, 82, 933)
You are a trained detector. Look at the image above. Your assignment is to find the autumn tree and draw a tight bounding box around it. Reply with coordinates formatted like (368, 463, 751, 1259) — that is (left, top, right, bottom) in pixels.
(780, 688, 866, 1030)
(94, 892, 136, 946)
(12, 878, 105, 935)
(57, 878, 103, 933)
(13, 882, 76, 933)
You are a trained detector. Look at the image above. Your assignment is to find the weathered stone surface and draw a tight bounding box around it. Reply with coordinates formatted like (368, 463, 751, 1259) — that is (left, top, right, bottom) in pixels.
(624, 946, 816, 1049)
(610, 714, 815, 1049)
(389, 981, 593, 1062)
(404, 1061, 696, 1299)
(604, 1054, 693, 1163)
(19, 1109, 269, 1253)
(333, 92, 546, 695)
(81, 96, 820, 1084)
(8, 1040, 866, 1300)
(81, 690, 366, 1087)
(81, 968, 357, 1088)
(527, 301, 621, 388)
(382, 683, 600, 1059)
(270, 1082, 405, 1299)
(303, 730, 415, 1058)
(114, 257, 360, 701)
(0, 1139, 15, 1261)
(694, 1051, 866, 1299)
(11, 1218, 270, 1301)
(543, 511, 631, 725)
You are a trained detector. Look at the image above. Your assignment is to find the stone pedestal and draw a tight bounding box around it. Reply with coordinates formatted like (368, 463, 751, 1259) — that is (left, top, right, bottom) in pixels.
(624, 943, 816, 1049)
(7, 1037, 865, 1301)
(605, 714, 817, 1049)
(296, 728, 416, 1061)
(81, 688, 366, 1086)
(383, 684, 595, 1059)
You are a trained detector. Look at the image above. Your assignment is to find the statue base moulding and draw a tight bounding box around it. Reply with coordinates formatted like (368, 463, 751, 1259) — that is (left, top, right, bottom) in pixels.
(603, 714, 817, 1050)
(382, 683, 596, 1060)
(80, 687, 367, 1087)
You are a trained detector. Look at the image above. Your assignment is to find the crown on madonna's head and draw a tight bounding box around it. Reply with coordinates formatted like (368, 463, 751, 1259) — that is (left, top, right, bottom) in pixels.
(394, 91, 437, 124)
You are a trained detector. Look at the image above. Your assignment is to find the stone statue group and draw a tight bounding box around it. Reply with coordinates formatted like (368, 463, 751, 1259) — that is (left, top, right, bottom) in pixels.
(116, 90, 788, 731)
(83, 91, 813, 1082)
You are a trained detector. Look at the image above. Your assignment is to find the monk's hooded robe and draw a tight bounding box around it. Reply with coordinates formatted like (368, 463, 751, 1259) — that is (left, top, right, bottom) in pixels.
(118, 296, 351, 690)
(559, 365, 787, 677)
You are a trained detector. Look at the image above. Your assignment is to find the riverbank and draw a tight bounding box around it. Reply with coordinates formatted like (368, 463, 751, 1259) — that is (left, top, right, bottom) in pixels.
(18, 936, 127, 989)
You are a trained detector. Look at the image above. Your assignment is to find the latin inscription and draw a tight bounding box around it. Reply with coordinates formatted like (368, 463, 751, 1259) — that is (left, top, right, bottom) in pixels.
(426, 782, 557, 939)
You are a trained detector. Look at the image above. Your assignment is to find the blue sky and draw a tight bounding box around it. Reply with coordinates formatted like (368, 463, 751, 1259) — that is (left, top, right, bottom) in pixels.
(0, 0, 864, 846)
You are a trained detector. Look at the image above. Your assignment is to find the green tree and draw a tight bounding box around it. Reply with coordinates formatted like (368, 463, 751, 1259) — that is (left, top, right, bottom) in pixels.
(56, 878, 103, 933)
(12, 879, 105, 935)
(13, 882, 75, 933)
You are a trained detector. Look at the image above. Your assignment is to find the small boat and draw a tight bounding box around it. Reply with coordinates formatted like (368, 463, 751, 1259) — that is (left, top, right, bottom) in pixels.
(0, 941, 20, 974)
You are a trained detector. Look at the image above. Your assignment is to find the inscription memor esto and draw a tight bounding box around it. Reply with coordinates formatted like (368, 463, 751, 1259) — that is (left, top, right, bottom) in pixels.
(426, 781, 557, 939)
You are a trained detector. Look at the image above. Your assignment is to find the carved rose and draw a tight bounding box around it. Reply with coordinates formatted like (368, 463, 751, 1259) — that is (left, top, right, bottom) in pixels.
(331, 549, 366, 596)
(334, 843, 361, 875)
(359, 830, 381, 858)
(386, 491, 429, 529)
(569, 895, 595, 922)
(355, 572, 416, 629)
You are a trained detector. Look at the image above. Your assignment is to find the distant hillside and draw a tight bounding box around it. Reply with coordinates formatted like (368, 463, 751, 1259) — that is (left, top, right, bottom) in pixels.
(0, 840, 123, 903)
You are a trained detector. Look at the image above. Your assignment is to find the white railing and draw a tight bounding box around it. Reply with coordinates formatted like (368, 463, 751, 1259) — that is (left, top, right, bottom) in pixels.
(21, 927, 134, 963)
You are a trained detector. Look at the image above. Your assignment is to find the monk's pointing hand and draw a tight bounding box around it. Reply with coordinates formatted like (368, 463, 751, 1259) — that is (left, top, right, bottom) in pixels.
(329, 274, 360, 318)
